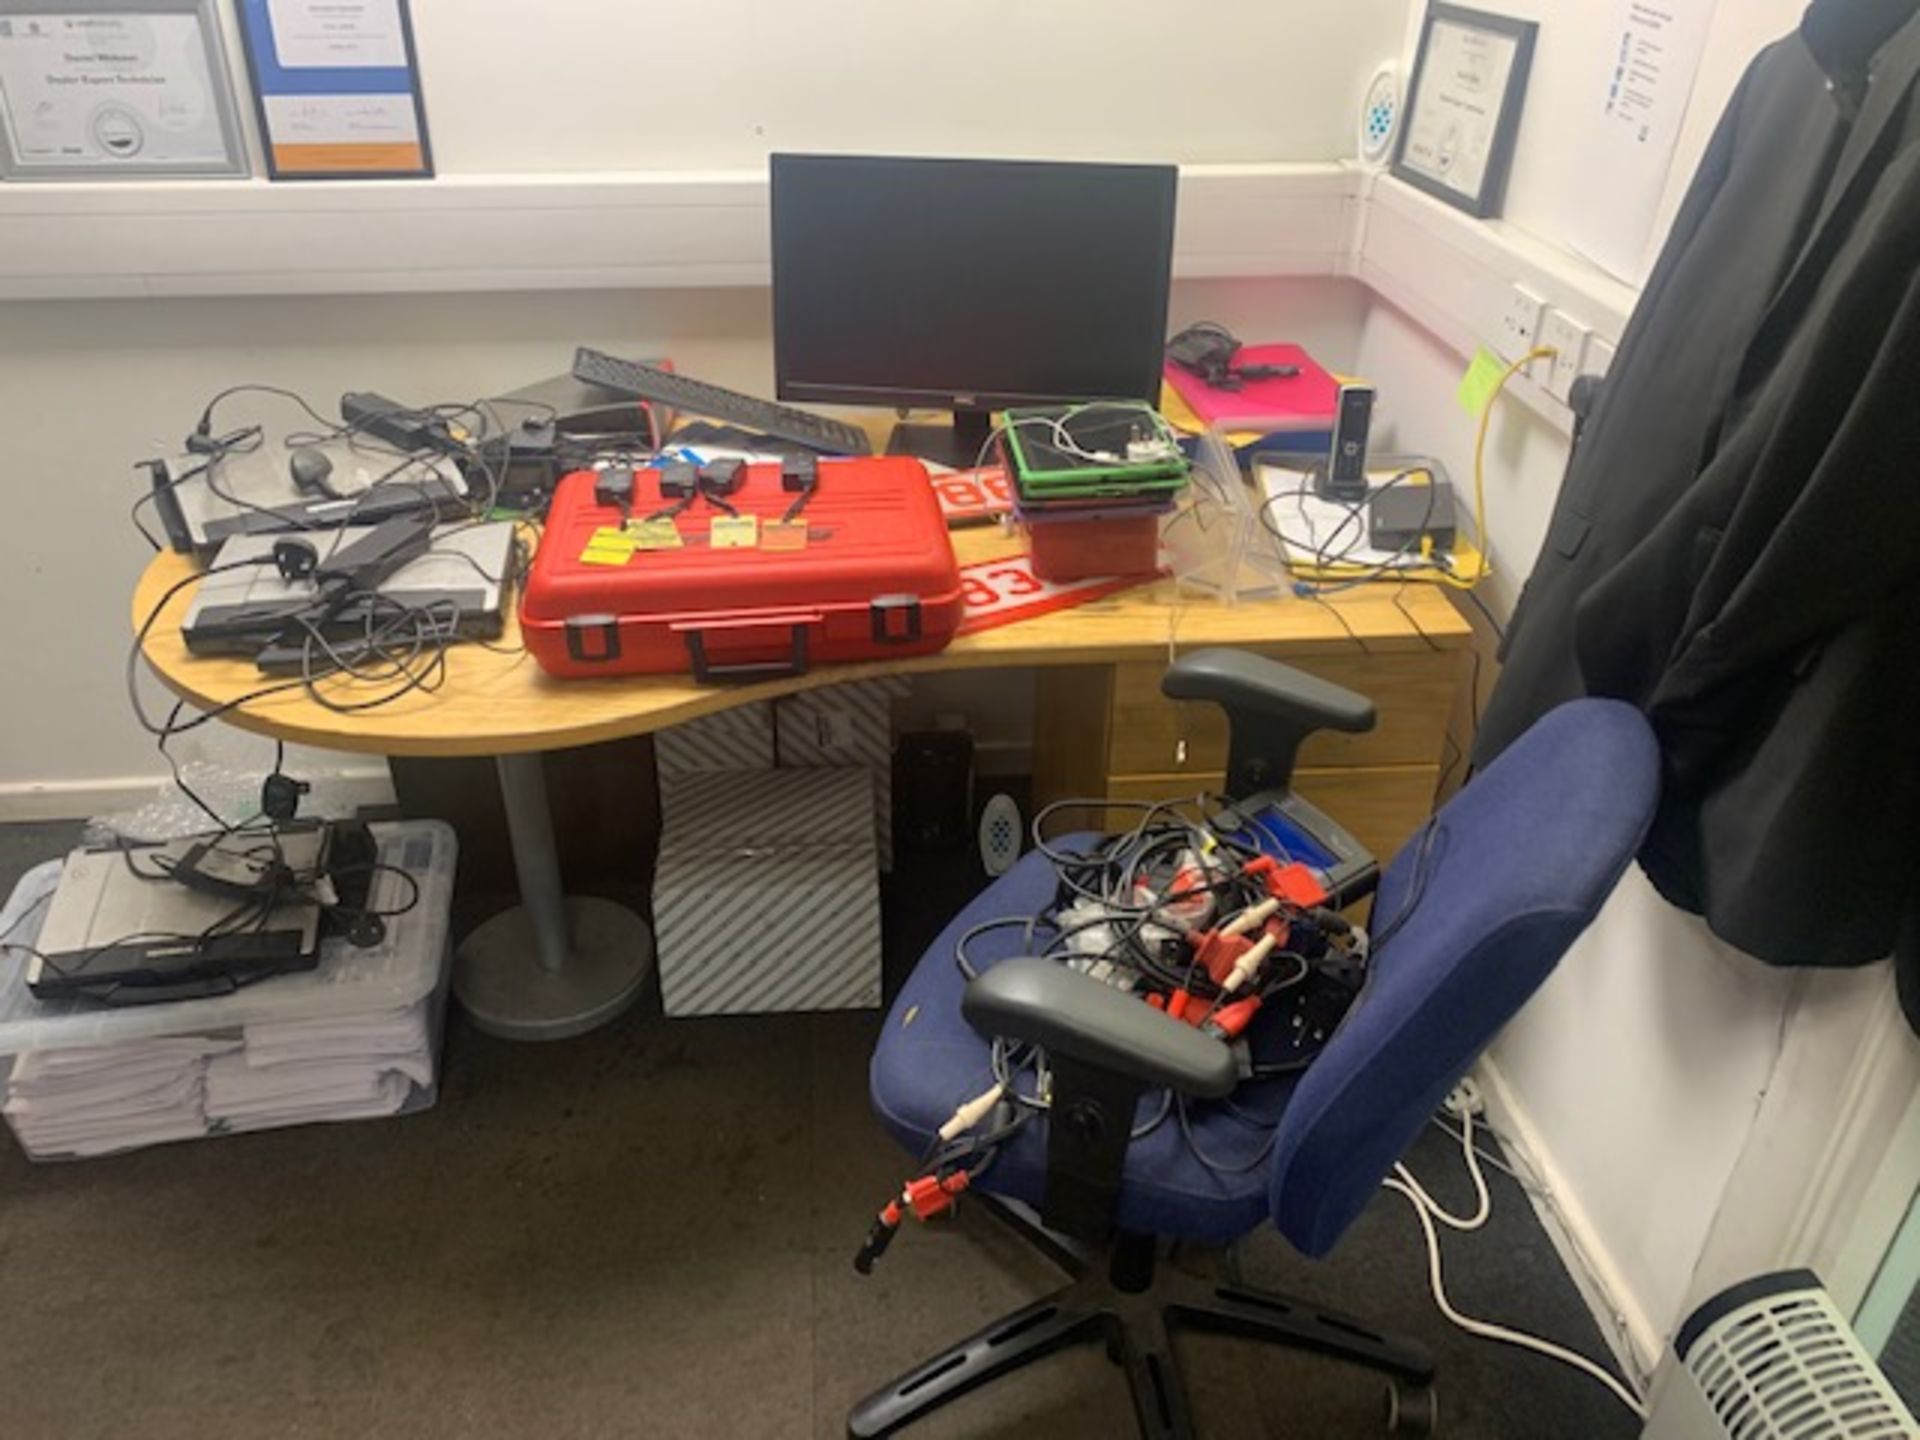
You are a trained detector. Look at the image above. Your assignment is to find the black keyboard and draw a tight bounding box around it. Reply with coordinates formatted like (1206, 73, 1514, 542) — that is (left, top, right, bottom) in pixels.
(571, 347, 872, 457)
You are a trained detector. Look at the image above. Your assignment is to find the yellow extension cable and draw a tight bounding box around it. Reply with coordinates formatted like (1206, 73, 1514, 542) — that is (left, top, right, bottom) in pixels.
(1443, 344, 1557, 590)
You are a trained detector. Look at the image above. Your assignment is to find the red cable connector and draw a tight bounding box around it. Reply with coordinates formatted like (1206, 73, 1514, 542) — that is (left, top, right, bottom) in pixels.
(1267, 864, 1328, 906)
(1204, 994, 1263, 1039)
(855, 1168, 974, 1274)
(1191, 931, 1254, 988)
(1245, 858, 1328, 909)
(903, 1170, 971, 1221)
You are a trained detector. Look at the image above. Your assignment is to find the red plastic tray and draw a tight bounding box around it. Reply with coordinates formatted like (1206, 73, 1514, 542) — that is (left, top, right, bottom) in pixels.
(522, 458, 963, 680)
(1026, 511, 1161, 582)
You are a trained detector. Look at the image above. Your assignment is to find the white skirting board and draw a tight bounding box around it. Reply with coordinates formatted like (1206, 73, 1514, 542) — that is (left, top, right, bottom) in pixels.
(0, 767, 397, 824)
(1473, 1054, 1664, 1382)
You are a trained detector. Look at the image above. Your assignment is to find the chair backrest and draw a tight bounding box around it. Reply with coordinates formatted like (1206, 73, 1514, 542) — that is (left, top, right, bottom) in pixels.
(1265, 698, 1660, 1257)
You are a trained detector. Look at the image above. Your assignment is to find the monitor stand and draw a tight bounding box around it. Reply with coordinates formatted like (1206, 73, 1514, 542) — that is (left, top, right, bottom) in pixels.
(886, 407, 994, 471)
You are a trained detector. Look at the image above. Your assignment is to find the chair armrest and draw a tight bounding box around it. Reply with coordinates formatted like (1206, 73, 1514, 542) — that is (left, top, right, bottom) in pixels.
(1161, 648, 1375, 796)
(962, 958, 1239, 1099)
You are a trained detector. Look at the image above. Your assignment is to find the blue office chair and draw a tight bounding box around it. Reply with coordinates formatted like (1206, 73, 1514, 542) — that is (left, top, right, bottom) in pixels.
(851, 650, 1659, 1438)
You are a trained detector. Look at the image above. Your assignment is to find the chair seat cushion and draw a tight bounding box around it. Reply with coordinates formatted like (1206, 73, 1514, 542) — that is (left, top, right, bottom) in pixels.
(870, 841, 1306, 1245)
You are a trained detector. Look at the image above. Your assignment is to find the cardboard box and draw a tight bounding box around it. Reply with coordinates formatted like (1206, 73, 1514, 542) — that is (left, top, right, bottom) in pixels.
(656, 702, 775, 779)
(653, 769, 880, 1016)
(774, 677, 907, 869)
(656, 703, 775, 832)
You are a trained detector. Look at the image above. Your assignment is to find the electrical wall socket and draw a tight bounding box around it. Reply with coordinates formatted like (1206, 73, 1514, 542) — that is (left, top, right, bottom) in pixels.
(1494, 284, 1547, 362)
(1443, 1077, 1486, 1119)
(1585, 335, 1617, 381)
(1540, 309, 1590, 402)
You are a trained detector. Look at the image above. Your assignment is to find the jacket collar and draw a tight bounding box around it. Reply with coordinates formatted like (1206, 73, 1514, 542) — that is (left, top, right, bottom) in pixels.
(1740, 5, 1920, 390)
(1803, 0, 1920, 112)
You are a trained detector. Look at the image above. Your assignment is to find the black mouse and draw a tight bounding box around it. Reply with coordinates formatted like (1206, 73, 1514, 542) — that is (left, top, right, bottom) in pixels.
(289, 446, 335, 495)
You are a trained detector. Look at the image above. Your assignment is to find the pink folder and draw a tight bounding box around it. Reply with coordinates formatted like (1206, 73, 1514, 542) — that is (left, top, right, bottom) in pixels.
(1162, 343, 1340, 431)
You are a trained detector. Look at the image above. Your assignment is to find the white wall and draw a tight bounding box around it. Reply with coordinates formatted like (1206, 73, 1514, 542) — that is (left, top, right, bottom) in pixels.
(1393, 0, 1794, 285)
(0, 275, 1372, 810)
(0, 0, 1413, 811)
(1364, 0, 1920, 1373)
(405, 0, 1407, 172)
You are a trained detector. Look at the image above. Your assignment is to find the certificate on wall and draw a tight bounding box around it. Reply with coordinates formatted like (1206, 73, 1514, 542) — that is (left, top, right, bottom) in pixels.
(1392, 4, 1537, 219)
(236, 0, 431, 179)
(0, 0, 248, 179)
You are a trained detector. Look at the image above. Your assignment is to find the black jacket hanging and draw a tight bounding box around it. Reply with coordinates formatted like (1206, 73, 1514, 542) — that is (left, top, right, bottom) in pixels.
(1472, 0, 1920, 1029)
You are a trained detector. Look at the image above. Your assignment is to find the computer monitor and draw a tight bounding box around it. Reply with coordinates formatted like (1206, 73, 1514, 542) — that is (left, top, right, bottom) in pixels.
(770, 154, 1179, 468)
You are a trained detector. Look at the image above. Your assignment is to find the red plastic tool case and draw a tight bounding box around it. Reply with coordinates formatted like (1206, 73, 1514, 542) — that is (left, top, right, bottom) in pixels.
(522, 458, 964, 680)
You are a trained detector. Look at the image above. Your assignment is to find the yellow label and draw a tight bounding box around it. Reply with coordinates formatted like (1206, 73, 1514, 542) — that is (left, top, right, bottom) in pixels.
(579, 523, 646, 566)
(710, 514, 760, 549)
(1456, 346, 1507, 418)
(628, 517, 685, 550)
(760, 519, 809, 551)
(579, 544, 634, 567)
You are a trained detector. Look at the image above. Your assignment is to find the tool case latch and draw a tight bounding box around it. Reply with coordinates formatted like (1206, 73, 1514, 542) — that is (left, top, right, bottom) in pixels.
(870, 594, 923, 644)
(564, 614, 623, 663)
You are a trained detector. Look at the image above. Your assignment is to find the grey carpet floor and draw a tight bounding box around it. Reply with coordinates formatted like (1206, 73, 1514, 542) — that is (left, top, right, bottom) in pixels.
(0, 819, 1638, 1439)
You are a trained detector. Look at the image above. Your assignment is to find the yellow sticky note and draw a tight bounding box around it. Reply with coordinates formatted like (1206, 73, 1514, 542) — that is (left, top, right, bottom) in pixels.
(589, 525, 632, 547)
(710, 514, 759, 549)
(628, 517, 685, 550)
(760, 519, 809, 551)
(1456, 346, 1506, 418)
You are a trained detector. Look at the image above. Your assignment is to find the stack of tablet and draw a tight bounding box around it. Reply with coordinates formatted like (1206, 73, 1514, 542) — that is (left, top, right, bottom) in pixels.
(999, 403, 1188, 581)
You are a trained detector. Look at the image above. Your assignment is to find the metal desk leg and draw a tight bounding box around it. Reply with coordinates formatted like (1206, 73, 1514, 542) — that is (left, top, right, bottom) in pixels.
(453, 752, 654, 1041)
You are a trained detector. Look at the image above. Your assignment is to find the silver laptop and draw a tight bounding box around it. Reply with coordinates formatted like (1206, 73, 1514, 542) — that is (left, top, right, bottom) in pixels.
(161, 438, 468, 552)
(29, 829, 328, 1003)
(182, 520, 516, 658)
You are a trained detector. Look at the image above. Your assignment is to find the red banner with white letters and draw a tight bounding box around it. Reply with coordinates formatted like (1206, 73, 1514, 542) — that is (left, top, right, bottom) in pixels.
(953, 554, 1151, 636)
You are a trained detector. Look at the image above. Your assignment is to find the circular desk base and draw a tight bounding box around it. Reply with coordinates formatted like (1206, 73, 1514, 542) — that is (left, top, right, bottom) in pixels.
(454, 898, 654, 1042)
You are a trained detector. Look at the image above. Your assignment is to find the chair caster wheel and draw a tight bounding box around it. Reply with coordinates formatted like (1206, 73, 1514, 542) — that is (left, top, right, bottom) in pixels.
(1385, 1382, 1437, 1434)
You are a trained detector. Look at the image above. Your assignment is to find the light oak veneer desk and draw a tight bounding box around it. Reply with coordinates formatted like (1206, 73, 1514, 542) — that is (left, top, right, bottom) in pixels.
(133, 469, 1470, 1041)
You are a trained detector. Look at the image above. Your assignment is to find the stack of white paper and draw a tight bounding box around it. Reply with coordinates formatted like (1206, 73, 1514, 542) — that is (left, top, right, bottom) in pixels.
(2, 1037, 239, 1159)
(2, 999, 434, 1158)
(204, 1003, 432, 1133)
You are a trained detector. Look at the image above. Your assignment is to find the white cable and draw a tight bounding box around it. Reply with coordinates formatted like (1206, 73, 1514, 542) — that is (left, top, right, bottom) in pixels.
(1391, 1108, 1491, 1230)
(1385, 1111, 1649, 1420)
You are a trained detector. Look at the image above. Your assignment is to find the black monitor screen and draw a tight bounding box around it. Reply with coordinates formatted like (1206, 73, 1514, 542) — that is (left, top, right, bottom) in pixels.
(771, 154, 1177, 412)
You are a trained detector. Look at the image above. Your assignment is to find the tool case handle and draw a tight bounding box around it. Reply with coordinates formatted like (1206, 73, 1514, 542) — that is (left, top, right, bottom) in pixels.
(670, 612, 823, 684)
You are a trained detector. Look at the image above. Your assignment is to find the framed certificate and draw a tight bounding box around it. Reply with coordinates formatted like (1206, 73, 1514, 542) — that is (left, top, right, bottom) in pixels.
(0, 0, 249, 179)
(235, 0, 431, 179)
(1392, 4, 1537, 219)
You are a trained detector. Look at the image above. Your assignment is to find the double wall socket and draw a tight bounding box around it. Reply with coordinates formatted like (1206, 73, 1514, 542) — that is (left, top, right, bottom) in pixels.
(1485, 281, 1618, 408)
(1495, 284, 1546, 361)
(1541, 310, 1590, 402)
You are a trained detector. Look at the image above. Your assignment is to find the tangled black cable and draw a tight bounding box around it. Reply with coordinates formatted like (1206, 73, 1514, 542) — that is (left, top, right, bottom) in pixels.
(854, 794, 1386, 1272)
(1257, 462, 1461, 595)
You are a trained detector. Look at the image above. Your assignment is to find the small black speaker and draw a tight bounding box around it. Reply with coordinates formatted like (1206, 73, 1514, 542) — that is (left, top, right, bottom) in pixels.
(893, 731, 974, 852)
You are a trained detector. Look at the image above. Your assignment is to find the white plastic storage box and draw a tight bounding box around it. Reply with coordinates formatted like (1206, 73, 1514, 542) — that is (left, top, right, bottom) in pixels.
(773, 677, 907, 869)
(0, 821, 457, 1161)
(652, 768, 881, 1016)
